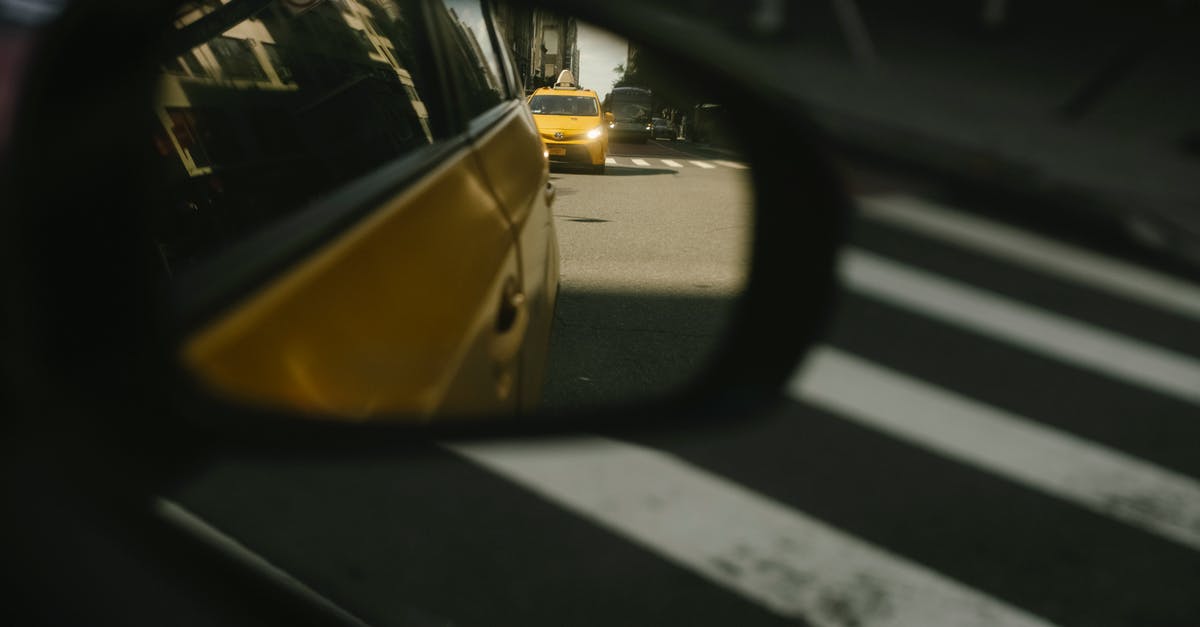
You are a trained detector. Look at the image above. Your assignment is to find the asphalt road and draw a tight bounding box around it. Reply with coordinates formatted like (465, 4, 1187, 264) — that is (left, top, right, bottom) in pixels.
(540, 139, 753, 410)
(166, 140, 1200, 627)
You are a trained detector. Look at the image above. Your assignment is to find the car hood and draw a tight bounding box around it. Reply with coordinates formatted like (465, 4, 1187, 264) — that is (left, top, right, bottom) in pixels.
(531, 114, 602, 131)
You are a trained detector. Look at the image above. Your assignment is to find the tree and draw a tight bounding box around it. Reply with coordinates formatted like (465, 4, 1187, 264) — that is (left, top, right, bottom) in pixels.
(611, 63, 646, 90)
(611, 54, 694, 127)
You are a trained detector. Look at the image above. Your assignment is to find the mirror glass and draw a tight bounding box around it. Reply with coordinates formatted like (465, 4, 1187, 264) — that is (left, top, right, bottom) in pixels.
(145, 0, 750, 421)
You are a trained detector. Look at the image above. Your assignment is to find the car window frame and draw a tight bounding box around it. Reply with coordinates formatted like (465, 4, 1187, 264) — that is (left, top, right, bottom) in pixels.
(483, 0, 526, 98)
(426, 0, 519, 135)
(167, 0, 474, 332)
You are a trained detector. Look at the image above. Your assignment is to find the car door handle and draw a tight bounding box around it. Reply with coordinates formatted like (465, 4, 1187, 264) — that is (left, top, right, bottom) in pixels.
(496, 290, 525, 334)
(490, 278, 528, 363)
(544, 181, 556, 207)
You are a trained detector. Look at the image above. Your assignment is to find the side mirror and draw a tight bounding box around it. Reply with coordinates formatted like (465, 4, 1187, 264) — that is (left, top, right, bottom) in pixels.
(4, 0, 851, 446)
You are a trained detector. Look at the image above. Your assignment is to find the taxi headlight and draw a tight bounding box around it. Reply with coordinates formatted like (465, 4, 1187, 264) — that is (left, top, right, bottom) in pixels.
(586, 126, 603, 140)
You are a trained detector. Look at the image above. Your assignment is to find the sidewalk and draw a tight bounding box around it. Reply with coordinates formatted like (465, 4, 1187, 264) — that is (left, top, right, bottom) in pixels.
(776, 1, 1200, 265)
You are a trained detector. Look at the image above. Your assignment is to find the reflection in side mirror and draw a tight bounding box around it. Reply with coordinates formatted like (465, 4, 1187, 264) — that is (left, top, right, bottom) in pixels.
(530, 15, 751, 411)
(149, 0, 750, 423)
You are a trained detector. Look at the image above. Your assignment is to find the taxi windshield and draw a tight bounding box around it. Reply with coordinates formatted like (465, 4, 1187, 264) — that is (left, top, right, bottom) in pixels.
(528, 94, 598, 116)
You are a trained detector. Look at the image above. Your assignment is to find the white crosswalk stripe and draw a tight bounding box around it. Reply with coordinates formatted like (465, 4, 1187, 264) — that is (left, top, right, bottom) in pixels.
(451, 437, 1057, 627)
(841, 248, 1200, 406)
(792, 347, 1200, 553)
(602, 157, 746, 170)
(858, 194, 1200, 320)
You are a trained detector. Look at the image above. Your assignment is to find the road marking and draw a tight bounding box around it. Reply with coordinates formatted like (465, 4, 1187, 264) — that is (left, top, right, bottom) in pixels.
(451, 438, 1055, 627)
(632, 158, 651, 166)
(714, 159, 748, 169)
(791, 347, 1200, 553)
(842, 249, 1200, 406)
(661, 159, 683, 168)
(155, 499, 373, 627)
(605, 157, 617, 165)
(690, 160, 716, 169)
(857, 194, 1200, 321)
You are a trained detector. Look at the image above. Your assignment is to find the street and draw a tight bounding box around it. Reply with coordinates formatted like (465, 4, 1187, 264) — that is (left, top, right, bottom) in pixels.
(541, 140, 752, 410)
(166, 138, 1200, 627)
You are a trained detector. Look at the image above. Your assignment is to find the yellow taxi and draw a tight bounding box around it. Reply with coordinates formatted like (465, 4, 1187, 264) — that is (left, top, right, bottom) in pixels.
(528, 70, 609, 174)
(134, 0, 560, 421)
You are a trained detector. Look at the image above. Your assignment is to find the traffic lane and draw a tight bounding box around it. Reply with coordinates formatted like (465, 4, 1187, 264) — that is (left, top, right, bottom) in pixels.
(543, 290, 741, 410)
(541, 164, 752, 410)
(546, 165, 750, 290)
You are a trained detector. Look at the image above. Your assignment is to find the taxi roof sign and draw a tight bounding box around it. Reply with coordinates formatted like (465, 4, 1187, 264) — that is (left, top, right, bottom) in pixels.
(553, 69, 579, 90)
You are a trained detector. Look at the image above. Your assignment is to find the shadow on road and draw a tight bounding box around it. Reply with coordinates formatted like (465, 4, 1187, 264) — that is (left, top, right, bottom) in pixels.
(598, 166, 678, 176)
(541, 287, 742, 412)
(549, 165, 677, 176)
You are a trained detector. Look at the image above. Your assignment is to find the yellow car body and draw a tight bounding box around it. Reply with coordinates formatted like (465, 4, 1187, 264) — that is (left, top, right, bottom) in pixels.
(528, 71, 608, 173)
(141, 0, 559, 421)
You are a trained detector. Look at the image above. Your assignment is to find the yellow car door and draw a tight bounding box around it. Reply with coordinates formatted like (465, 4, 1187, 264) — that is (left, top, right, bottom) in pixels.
(444, 0, 561, 412)
(471, 103, 560, 413)
(151, 0, 533, 420)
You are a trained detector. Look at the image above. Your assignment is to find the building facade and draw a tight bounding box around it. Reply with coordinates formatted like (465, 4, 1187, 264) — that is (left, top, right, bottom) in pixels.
(493, 8, 578, 94)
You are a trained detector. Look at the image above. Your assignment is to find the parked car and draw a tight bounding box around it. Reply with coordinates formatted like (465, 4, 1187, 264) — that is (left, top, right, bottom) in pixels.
(650, 117, 676, 140)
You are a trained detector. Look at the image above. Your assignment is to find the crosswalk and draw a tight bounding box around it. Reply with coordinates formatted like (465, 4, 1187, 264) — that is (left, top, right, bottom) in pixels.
(604, 155, 745, 169)
(454, 436, 1056, 627)
(453, 192, 1200, 625)
(168, 191, 1200, 626)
